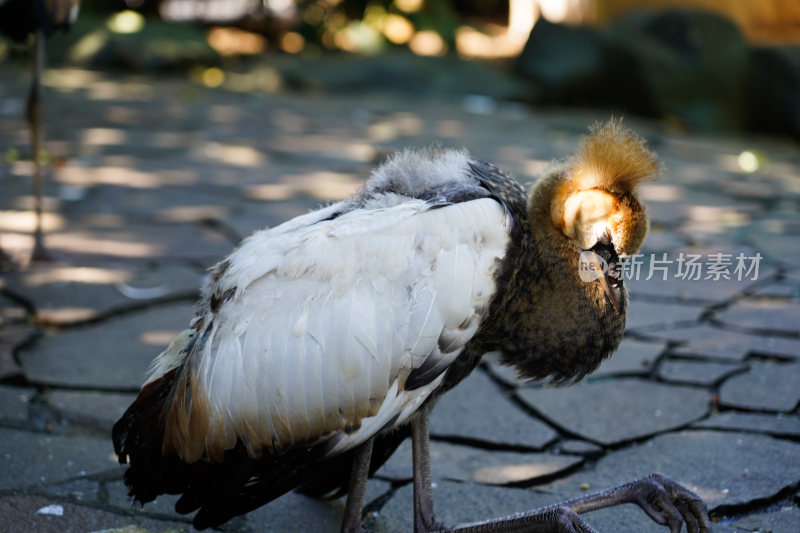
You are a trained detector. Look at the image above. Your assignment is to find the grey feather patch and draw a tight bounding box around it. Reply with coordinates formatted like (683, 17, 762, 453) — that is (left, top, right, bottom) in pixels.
(405, 351, 456, 391)
(365, 147, 473, 198)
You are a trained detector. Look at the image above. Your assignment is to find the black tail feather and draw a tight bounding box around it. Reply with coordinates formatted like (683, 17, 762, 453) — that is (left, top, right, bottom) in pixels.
(112, 367, 362, 529)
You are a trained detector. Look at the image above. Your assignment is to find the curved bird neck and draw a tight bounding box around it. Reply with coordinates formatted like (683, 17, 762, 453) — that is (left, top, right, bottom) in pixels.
(474, 173, 626, 384)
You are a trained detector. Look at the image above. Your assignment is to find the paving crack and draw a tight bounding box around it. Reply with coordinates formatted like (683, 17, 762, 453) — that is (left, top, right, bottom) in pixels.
(429, 434, 552, 454)
(29, 291, 200, 330)
(711, 481, 800, 524)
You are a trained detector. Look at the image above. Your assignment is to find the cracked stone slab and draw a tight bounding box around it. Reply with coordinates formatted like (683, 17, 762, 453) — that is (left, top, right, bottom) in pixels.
(377, 440, 581, 486)
(430, 370, 557, 450)
(240, 491, 344, 533)
(46, 390, 138, 433)
(694, 412, 800, 438)
(19, 302, 195, 389)
(753, 279, 800, 299)
(624, 300, 705, 331)
(0, 427, 121, 490)
(42, 220, 234, 265)
(731, 507, 800, 533)
(753, 233, 800, 269)
(2, 263, 202, 325)
(0, 385, 35, 424)
(718, 361, 800, 412)
(516, 379, 709, 446)
(542, 430, 800, 512)
(715, 299, 800, 336)
(70, 180, 239, 222)
(0, 494, 200, 533)
(645, 325, 800, 361)
(657, 359, 747, 386)
(592, 338, 664, 377)
(372, 479, 562, 533)
(627, 270, 774, 305)
(40, 478, 102, 504)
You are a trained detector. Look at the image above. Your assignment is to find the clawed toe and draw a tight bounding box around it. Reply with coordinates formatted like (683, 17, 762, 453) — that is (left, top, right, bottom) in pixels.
(633, 473, 712, 533)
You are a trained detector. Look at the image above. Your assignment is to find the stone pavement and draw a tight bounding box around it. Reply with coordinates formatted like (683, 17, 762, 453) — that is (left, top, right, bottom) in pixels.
(1, 65, 799, 533)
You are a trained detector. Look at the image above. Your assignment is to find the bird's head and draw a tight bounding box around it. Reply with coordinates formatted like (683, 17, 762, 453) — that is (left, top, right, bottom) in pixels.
(531, 119, 659, 313)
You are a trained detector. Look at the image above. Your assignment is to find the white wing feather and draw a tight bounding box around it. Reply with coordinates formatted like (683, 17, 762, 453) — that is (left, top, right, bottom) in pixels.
(173, 197, 510, 458)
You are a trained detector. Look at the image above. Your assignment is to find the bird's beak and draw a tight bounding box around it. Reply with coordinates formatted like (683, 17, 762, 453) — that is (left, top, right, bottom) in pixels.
(582, 251, 623, 315)
(597, 270, 623, 315)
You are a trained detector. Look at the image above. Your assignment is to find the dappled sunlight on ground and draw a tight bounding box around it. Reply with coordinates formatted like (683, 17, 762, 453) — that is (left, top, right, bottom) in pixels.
(194, 141, 267, 167)
(17, 266, 132, 288)
(1, 65, 798, 273)
(79, 127, 129, 147)
(61, 165, 166, 188)
(1, 60, 799, 532)
(271, 135, 377, 163)
(247, 170, 361, 202)
(0, 211, 65, 234)
(639, 184, 684, 203)
(471, 462, 564, 485)
(47, 233, 165, 259)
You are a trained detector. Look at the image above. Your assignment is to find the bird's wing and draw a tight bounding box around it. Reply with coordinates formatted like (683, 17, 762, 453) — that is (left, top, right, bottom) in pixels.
(161, 197, 511, 463)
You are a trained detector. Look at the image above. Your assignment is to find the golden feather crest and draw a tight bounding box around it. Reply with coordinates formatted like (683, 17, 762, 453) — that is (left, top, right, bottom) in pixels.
(570, 118, 660, 193)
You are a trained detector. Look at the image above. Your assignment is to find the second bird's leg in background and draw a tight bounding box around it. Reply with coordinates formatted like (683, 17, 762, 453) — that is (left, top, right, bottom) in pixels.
(27, 28, 47, 261)
(341, 437, 375, 533)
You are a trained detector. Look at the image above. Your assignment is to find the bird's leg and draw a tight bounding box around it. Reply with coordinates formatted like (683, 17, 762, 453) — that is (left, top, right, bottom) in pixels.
(340, 437, 375, 533)
(26, 29, 48, 261)
(410, 407, 446, 533)
(559, 473, 711, 533)
(429, 472, 710, 533)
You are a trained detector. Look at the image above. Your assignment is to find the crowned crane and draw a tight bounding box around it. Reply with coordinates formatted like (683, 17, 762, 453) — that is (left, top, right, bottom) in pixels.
(113, 120, 711, 533)
(0, 0, 80, 261)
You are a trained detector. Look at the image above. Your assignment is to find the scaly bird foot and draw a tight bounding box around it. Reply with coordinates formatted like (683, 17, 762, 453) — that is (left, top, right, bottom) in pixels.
(624, 473, 711, 533)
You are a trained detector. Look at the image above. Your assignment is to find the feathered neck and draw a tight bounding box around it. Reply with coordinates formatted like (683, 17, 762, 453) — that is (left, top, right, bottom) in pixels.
(477, 178, 627, 384)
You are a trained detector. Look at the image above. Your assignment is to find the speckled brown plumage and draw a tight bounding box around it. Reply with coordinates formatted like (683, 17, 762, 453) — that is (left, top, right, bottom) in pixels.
(469, 172, 626, 383)
(468, 119, 656, 383)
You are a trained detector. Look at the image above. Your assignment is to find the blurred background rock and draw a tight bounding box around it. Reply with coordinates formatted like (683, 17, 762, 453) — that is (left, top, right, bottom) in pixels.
(1, 0, 799, 140)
